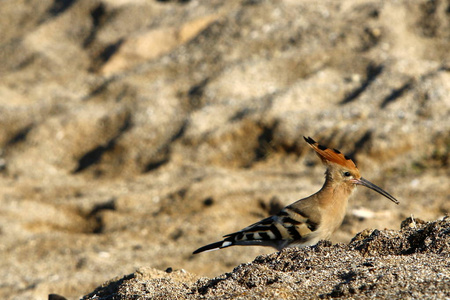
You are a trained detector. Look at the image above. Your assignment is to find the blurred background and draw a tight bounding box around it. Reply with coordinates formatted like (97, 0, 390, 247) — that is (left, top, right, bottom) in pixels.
(0, 0, 449, 299)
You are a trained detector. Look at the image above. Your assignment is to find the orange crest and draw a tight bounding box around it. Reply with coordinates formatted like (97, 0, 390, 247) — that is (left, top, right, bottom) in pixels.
(303, 136, 358, 171)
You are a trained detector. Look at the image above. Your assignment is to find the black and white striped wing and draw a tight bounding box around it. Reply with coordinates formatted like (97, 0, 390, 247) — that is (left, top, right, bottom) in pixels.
(193, 206, 319, 254)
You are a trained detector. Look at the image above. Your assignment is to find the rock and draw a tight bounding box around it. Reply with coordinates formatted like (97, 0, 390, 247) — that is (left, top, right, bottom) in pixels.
(81, 217, 450, 299)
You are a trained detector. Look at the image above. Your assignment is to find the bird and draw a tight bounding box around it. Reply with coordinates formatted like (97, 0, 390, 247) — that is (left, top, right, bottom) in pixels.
(193, 136, 399, 254)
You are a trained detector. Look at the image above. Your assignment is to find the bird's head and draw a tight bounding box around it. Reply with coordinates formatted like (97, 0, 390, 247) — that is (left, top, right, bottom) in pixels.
(304, 136, 399, 204)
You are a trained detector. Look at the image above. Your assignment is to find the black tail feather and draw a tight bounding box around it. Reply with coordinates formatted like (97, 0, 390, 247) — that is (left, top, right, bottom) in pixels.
(193, 240, 232, 254)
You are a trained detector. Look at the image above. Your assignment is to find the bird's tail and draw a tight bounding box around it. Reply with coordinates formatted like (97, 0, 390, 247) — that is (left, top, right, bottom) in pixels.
(193, 240, 233, 254)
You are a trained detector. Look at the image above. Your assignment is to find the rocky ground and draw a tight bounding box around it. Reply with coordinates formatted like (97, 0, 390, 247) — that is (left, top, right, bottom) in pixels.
(81, 217, 450, 299)
(0, 0, 449, 299)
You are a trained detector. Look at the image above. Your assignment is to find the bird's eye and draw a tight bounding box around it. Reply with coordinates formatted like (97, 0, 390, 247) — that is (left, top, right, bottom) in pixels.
(343, 172, 352, 177)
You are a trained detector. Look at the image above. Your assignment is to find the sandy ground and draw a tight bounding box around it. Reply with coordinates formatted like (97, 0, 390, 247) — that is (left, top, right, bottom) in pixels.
(81, 217, 450, 299)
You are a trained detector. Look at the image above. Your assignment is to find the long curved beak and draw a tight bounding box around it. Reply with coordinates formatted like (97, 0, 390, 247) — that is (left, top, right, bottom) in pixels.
(353, 177, 399, 205)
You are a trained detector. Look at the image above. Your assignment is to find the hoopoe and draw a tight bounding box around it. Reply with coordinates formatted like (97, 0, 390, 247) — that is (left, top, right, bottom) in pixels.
(193, 136, 399, 254)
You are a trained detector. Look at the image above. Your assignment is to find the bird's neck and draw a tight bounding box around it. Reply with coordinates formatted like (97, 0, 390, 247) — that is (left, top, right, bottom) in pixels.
(314, 173, 356, 237)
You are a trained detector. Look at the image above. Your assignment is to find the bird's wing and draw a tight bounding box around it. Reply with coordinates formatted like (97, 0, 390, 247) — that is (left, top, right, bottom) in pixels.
(193, 200, 320, 254)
